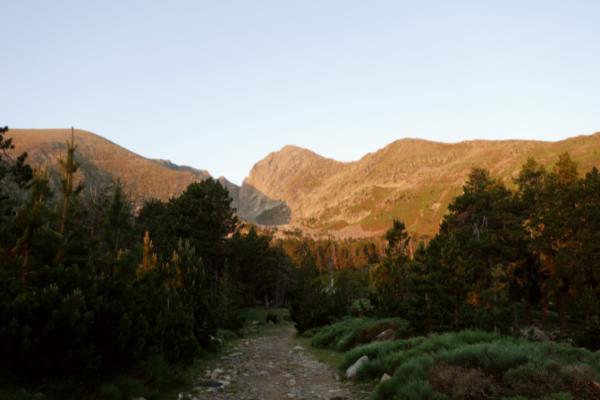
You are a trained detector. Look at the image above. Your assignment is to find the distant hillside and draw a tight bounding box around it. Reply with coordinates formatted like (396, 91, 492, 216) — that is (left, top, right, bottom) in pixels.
(9, 128, 600, 238)
(8, 129, 289, 224)
(244, 132, 600, 238)
(9, 129, 204, 207)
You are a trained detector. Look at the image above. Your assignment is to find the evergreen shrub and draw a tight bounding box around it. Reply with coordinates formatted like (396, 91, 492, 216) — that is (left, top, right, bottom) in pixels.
(311, 318, 405, 351)
(265, 313, 278, 324)
(338, 330, 600, 400)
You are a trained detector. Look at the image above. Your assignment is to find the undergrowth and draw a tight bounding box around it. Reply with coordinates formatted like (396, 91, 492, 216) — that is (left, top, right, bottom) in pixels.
(339, 330, 600, 400)
(311, 318, 405, 352)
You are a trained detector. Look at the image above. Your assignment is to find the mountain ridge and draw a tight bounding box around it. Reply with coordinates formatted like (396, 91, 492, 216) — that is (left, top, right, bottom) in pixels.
(8, 128, 600, 239)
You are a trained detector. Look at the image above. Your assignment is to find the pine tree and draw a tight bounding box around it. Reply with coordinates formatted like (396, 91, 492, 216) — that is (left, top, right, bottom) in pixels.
(12, 163, 61, 285)
(533, 153, 580, 329)
(370, 219, 412, 317)
(0, 126, 33, 245)
(104, 179, 130, 254)
(57, 128, 84, 233)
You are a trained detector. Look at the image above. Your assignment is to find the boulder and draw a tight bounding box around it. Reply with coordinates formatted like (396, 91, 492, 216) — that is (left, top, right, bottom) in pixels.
(346, 355, 369, 378)
(381, 373, 391, 382)
(521, 327, 550, 342)
(371, 329, 396, 343)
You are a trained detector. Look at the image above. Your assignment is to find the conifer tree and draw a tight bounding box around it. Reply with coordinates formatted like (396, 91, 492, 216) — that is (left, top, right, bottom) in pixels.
(103, 179, 130, 254)
(370, 219, 411, 317)
(533, 153, 580, 328)
(12, 163, 61, 285)
(57, 128, 84, 233)
(0, 126, 33, 244)
(513, 157, 547, 323)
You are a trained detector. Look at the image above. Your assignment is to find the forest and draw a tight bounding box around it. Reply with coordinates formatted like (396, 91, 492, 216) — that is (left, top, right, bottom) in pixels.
(1, 126, 599, 399)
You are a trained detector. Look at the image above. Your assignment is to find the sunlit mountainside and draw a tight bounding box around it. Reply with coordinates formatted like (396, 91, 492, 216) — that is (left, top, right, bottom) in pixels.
(10, 128, 600, 238)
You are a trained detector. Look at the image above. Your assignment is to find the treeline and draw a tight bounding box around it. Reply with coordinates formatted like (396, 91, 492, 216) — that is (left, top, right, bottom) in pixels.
(288, 154, 600, 350)
(0, 128, 298, 396)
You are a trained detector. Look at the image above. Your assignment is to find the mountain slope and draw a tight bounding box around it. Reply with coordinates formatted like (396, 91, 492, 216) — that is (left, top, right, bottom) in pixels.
(8, 128, 289, 224)
(9, 129, 203, 206)
(244, 132, 600, 237)
(9, 128, 600, 238)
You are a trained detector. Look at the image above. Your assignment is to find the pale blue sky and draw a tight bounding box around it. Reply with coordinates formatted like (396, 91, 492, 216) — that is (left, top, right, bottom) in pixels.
(2, 1, 600, 184)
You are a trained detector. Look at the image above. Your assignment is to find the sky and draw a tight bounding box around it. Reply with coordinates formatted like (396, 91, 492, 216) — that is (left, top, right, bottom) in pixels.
(2, 1, 600, 185)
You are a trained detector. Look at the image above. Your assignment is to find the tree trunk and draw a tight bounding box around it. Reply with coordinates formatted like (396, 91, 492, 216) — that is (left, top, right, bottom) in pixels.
(524, 285, 533, 324)
(540, 299, 548, 324)
(265, 294, 269, 310)
(275, 270, 280, 308)
(22, 248, 30, 288)
(555, 292, 568, 329)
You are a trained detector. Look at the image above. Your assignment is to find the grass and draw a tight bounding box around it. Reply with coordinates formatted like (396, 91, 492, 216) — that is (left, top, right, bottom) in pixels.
(337, 330, 600, 400)
(310, 317, 405, 352)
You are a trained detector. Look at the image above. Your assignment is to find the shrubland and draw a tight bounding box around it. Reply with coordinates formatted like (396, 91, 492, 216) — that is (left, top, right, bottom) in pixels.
(340, 330, 600, 400)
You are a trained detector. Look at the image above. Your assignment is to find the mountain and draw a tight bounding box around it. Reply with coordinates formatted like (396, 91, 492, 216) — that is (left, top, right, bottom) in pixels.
(8, 128, 600, 238)
(244, 133, 600, 238)
(8, 128, 290, 224)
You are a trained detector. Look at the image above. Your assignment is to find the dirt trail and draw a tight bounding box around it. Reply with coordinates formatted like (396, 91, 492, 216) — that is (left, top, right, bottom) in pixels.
(193, 326, 355, 400)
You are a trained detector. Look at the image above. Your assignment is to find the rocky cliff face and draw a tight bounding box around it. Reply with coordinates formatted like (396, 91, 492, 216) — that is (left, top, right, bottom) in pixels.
(9, 128, 600, 238)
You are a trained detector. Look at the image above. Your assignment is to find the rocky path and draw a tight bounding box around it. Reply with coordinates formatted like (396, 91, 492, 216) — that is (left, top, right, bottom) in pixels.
(191, 326, 355, 400)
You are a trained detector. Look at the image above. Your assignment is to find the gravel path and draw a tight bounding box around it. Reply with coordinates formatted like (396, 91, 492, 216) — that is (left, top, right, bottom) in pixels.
(191, 326, 355, 400)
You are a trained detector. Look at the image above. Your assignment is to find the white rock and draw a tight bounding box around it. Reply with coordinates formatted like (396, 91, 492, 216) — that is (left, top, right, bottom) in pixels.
(293, 346, 305, 350)
(346, 355, 369, 378)
(286, 379, 297, 387)
(381, 373, 391, 382)
(220, 374, 231, 382)
(258, 370, 269, 375)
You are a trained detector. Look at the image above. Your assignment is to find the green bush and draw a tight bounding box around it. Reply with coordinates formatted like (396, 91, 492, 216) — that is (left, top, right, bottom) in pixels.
(282, 314, 292, 322)
(311, 318, 405, 351)
(216, 329, 238, 342)
(98, 384, 121, 400)
(338, 330, 600, 400)
(0, 246, 218, 382)
(574, 320, 600, 351)
(300, 327, 322, 338)
(265, 313, 278, 324)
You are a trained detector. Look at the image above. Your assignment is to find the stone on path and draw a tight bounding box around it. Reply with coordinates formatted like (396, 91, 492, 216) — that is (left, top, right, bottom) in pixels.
(286, 379, 297, 387)
(346, 355, 369, 378)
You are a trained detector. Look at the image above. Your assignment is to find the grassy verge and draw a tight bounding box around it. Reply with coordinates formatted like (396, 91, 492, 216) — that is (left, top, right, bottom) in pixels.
(310, 317, 406, 351)
(338, 330, 600, 400)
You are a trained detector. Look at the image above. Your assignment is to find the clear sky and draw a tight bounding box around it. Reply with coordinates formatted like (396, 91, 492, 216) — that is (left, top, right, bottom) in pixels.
(3, 1, 600, 185)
